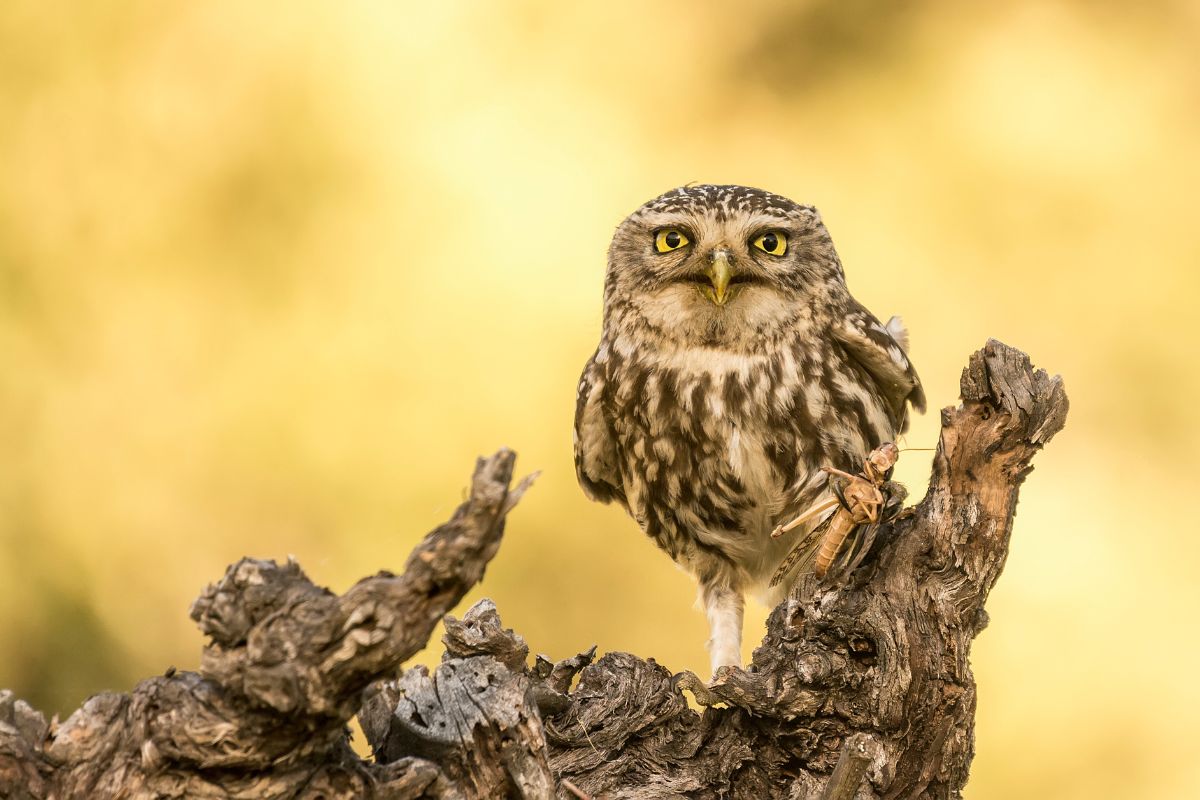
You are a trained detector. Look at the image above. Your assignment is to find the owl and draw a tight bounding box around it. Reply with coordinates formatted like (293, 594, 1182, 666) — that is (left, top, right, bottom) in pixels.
(573, 185, 925, 674)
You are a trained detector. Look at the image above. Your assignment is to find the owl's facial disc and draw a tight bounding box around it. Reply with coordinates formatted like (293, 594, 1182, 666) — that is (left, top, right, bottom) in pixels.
(603, 185, 849, 350)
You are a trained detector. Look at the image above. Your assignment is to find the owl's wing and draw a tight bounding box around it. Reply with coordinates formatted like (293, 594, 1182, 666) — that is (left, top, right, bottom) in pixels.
(573, 349, 627, 507)
(833, 304, 927, 432)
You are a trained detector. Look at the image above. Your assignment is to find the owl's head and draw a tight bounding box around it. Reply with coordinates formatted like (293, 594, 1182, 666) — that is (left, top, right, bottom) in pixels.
(604, 184, 847, 350)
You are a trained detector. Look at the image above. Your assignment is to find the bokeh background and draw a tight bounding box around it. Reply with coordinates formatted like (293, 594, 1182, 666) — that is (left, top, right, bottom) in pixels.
(1, 1, 1197, 796)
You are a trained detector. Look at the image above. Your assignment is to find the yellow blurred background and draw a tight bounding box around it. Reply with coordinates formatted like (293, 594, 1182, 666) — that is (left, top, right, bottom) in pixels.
(1, 1, 1196, 796)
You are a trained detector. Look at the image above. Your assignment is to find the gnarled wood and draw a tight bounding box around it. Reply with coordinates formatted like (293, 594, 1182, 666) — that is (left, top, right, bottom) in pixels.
(0, 341, 1066, 800)
(2, 450, 532, 800)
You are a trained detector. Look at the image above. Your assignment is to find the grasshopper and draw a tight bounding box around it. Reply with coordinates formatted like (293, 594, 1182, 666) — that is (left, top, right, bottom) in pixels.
(770, 442, 901, 586)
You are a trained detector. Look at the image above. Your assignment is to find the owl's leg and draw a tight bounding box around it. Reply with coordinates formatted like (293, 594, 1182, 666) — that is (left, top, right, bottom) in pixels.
(699, 579, 744, 675)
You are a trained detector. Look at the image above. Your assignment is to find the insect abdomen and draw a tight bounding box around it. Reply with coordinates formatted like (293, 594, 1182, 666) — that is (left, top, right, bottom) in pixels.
(814, 518, 853, 578)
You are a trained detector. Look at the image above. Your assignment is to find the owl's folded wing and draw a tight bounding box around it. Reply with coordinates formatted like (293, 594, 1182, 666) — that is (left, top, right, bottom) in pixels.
(833, 306, 927, 432)
(573, 351, 627, 507)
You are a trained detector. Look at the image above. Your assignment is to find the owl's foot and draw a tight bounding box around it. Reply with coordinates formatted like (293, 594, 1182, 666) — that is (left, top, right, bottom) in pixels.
(673, 669, 737, 707)
(711, 664, 737, 682)
(707, 644, 742, 677)
(700, 582, 744, 677)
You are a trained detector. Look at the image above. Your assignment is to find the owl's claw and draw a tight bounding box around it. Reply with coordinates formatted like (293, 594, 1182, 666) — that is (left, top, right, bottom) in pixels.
(673, 669, 728, 707)
(673, 667, 742, 707)
(711, 664, 736, 682)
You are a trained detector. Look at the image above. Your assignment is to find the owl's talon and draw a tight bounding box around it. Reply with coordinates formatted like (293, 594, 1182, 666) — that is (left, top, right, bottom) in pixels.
(673, 670, 727, 707)
(711, 664, 736, 683)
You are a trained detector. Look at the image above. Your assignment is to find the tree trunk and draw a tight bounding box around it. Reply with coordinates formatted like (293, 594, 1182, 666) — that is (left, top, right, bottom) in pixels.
(0, 340, 1067, 799)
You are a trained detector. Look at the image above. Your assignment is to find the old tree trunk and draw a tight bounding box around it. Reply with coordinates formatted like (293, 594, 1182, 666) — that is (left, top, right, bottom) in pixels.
(0, 341, 1067, 799)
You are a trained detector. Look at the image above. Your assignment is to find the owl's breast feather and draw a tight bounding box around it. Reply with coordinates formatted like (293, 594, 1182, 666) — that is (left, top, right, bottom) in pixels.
(726, 423, 786, 528)
(608, 338, 884, 585)
(621, 346, 801, 518)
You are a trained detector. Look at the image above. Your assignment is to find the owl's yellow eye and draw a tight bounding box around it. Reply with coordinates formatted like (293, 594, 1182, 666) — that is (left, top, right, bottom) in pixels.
(752, 231, 788, 256)
(655, 229, 690, 253)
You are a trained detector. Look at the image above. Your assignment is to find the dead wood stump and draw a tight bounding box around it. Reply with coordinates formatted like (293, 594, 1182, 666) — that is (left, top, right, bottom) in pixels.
(0, 340, 1066, 799)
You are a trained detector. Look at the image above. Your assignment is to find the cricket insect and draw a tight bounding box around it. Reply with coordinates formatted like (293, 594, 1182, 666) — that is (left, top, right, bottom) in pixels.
(769, 442, 903, 587)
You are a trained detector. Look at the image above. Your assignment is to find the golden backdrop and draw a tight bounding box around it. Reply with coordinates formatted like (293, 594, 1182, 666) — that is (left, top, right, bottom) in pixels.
(1, 2, 1196, 797)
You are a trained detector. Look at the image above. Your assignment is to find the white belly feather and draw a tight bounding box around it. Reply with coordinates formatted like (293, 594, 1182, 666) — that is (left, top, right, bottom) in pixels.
(645, 345, 816, 591)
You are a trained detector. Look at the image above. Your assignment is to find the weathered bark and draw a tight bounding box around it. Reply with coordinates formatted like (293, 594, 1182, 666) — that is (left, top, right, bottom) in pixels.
(0, 340, 1066, 800)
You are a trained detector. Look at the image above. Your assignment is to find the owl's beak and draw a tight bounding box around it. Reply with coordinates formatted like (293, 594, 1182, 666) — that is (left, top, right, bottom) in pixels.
(704, 250, 735, 306)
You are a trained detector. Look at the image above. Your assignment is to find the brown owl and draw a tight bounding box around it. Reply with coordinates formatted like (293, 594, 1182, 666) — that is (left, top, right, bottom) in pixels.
(573, 185, 924, 674)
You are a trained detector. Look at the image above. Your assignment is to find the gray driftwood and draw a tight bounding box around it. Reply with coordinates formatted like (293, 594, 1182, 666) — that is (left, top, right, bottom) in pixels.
(0, 340, 1066, 799)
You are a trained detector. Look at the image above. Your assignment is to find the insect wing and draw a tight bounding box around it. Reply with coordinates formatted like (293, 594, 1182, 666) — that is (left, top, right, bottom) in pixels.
(769, 515, 831, 587)
(839, 522, 880, 577)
